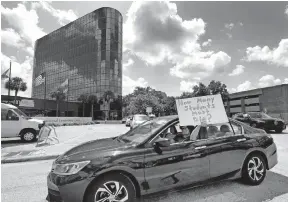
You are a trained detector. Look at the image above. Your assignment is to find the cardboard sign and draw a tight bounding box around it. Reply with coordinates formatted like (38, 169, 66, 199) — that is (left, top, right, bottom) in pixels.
(176, 94, 228, 126)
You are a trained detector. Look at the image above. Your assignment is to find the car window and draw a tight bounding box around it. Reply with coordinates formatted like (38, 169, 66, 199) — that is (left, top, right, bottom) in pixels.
(134, 115, 149, 121)
(1, 109, 8, 120)
(196, 122, 242, 140)
(3, 110, 19, 121)
(155, 122, 195, 145)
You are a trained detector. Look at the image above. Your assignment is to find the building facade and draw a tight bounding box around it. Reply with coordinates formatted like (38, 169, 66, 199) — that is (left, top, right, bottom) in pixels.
(32, 7, 123, 119)
(225, 84, 288, 122)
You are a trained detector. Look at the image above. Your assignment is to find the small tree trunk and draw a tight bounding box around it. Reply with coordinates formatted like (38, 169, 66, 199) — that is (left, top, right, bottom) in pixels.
(56, 101, 59, 117)
(83, 103, 85, 117)
(91, 103, 94, 120)
(14, 90, 18, 105)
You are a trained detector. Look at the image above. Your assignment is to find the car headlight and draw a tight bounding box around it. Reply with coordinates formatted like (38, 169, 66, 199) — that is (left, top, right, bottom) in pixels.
(52, 160, 90, 175)
(274, 121, 278, 125)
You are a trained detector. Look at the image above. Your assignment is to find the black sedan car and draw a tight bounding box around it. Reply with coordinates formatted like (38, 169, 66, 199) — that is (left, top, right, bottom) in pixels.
(47, 115, 278, 202)
(233, 112, 286, 133)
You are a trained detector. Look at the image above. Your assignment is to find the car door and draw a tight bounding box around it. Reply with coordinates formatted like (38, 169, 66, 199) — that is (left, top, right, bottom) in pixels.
(204, 121, 253, 179)
(143, 121, 210, 194)
(1, 109, 21, 137)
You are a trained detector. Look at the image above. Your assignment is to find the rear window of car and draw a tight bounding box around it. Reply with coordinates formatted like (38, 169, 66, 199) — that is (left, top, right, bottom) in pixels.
(134, 115, 149, 121)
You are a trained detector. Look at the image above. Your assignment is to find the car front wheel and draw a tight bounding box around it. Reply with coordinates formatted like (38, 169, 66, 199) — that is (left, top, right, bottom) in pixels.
(85, 173, 137, 202)
(20, 129, 37, 142)
(242, 154, 266, 185)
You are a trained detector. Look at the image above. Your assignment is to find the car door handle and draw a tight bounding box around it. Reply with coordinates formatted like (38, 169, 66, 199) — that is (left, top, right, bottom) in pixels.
(195, 146, 207, 150)
(237, 138, 246, 142)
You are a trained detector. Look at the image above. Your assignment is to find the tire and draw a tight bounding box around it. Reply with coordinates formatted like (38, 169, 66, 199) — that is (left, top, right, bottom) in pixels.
(20, 129, 37, 142)
(85, 173, 137, 202)
(275, 129, 283, 133)
(242, 154, 266, 185)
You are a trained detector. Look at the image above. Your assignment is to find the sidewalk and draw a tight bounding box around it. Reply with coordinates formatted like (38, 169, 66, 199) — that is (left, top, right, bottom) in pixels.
(1, 124, 130, 164)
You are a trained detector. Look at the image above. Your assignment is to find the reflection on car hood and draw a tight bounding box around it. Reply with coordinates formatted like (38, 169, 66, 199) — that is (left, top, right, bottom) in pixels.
(28, 118, 44, 124)
(56, 137, 133, 163)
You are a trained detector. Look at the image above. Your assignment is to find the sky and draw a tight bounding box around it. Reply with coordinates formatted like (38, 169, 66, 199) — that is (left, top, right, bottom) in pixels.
(1, 1, 288, 98)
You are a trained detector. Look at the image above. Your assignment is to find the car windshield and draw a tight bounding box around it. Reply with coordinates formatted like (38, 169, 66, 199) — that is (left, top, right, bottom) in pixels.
(249, 112, 271, 119)
(118, 118, 169, 144)
(134, 115, 149, 121)
(13, 108, 30, 119)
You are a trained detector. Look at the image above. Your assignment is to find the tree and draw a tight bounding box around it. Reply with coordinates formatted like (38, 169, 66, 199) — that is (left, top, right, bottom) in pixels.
(100, 91, 115, 120)
(88, 94, 98, 120)
(51, 87, 66, 117)
(163, 96, 177, 115)
(208, 80, 229, 102)
(77, 94, 89, 117)
(5, 77, 27, 104)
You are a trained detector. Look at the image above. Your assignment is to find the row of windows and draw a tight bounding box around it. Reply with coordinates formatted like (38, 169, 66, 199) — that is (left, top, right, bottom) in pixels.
(36, 41, 122, 60)
(36, 30, 122, 54)
(38, 18, 122, 47)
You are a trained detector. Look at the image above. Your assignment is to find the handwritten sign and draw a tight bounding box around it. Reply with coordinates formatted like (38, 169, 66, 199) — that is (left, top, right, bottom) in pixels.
(176, 94, 228, 126)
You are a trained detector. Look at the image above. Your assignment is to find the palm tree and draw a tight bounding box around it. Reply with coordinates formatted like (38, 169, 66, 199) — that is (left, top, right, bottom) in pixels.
(88, 95, 98, 120)
(51, 87, 66, 117)
(77, 94, 88, 117)
(100, 91, 115, 120)
(5, 77, 27, 104)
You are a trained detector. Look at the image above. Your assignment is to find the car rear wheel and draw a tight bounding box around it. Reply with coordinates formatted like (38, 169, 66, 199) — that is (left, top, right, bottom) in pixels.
(275, 129, 283, 133)
(242, 154, 266, 185)
(85, 173, 137, 202)
(20, 129, 37, 142)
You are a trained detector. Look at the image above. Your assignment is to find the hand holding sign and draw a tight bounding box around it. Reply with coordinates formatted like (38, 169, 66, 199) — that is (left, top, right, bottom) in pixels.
(176, 94, 228, 126)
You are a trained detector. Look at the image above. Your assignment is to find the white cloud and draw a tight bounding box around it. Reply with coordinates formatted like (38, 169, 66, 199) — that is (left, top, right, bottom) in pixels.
(258, 75, 281, 88)
(1, 53, 33, 97)
(239, 22, 244, 26)
(245, 39, 288, 67)
(31, 1, 78, 26)
(202, 39, 212, 47)
(225, 23, 234, 30)
(229, 65, 245, 76)
(283, 78, 288, 84)
(170, 51, 231, 79)
(180, 80, 198, 92)
(123, 59, 134, 71)
(1, 28, 25, 48)
(229, 81, 253, 93)
(123, 1, 231, 80)
(25, 47, 34, 56)
(1, 3, 46, 47)
(123, 75, 148, 95)
(285, 5, 288, 16)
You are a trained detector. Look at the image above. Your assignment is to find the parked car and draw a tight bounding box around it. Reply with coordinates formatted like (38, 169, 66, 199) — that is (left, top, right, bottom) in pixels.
(130, 114, 149, 129)
(125, 116, 132, 127)
(1, 103, 45, 142)
(122, 116, 128, 124)
(233, 112, 286, 133)
(46, 115, 277, 202)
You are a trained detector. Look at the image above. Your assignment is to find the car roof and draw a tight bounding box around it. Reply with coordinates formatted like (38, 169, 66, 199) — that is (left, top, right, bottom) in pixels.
(133, 114, 148, 117)
(1, 103, 17, 109)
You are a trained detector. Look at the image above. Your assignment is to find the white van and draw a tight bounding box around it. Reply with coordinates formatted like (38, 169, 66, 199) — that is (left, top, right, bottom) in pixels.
(1, 103, 45, 142)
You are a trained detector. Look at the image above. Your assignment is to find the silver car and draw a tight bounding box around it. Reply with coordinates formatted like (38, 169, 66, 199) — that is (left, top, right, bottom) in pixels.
(130, 114, 149, 129)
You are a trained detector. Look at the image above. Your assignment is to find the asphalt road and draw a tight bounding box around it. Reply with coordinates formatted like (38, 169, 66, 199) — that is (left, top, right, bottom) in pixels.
(1, 137, 36, 148)
(2, 160, 288, 202)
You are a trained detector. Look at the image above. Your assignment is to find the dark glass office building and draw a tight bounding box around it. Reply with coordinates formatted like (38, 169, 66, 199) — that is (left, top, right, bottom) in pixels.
(32, 7, 122, 119)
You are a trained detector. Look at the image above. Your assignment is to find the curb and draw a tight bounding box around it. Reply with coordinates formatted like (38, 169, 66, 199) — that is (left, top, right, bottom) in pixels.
(1, 154, 59, 164)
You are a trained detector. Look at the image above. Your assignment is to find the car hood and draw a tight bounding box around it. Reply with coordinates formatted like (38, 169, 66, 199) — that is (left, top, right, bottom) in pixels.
(56, 137, 133, 164)
(28, 118, 44, 124)
(252, 117, 284, 123)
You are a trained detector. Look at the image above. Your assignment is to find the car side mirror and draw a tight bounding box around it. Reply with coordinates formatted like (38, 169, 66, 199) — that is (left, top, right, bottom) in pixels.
(154, 137, 170, 147)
